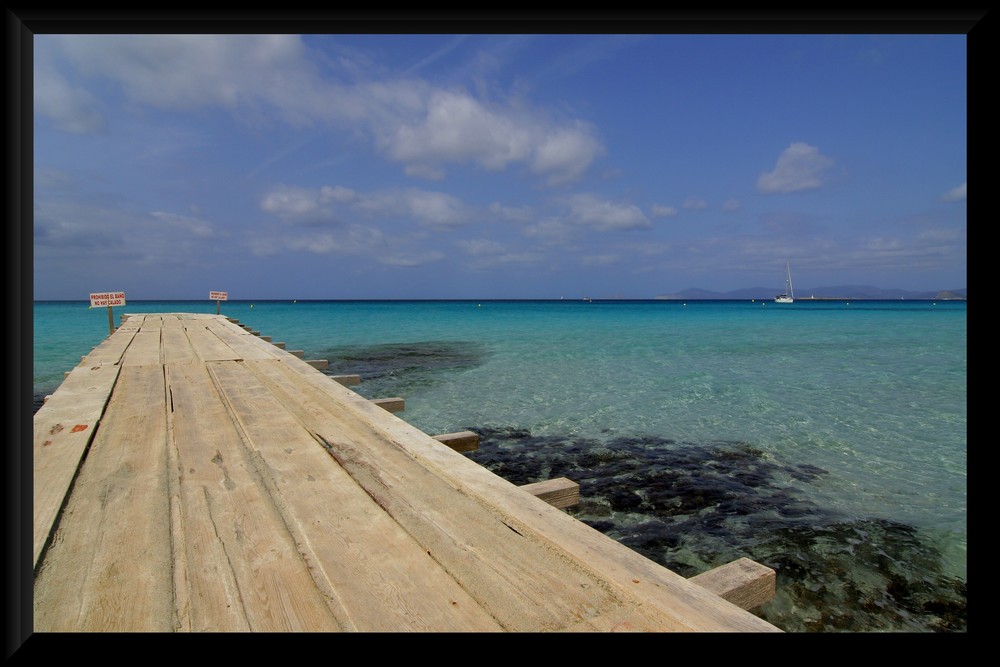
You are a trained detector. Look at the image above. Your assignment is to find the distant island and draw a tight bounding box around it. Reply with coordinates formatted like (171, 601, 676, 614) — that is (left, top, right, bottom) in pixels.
(654, 286, 967, 301)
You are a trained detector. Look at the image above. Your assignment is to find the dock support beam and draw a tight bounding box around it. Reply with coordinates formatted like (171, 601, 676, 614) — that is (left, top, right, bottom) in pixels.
(370, 397, 405, 413)
(431, 431, 479, 453)
(688, 557, 776, 611)
(520, 477, 580, 509)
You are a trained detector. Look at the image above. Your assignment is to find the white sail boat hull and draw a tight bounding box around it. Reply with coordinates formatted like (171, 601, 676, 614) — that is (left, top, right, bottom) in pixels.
(775, 260, 795, 304)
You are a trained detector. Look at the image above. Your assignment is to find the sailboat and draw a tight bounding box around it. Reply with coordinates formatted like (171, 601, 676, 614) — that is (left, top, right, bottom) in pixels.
(775, 260, 794, 304)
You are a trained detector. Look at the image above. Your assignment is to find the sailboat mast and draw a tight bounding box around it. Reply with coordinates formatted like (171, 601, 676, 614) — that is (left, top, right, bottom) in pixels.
(786, 260, 794, 298)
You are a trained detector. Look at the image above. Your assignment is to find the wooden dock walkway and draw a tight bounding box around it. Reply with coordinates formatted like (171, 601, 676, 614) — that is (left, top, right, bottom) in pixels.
(33, 313, 781, 632)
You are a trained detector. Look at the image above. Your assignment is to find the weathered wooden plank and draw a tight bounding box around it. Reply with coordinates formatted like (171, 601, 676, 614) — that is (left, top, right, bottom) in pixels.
(34, 365, 174, 631)
(121, 329, 161, 367)
(33, 364, 122, 568)
(688, 557, 776, 611)
(431, 431, 479, 453)
(520, 477, 580, 509)
(160, 318, 197, 365)
(82, 318, 141, 366)
(138, 314, 165, 330)
(283, 369, 781, 632)
(166, 361, 345, 631)
(203, 318, 279, 361)
(562, 605, 687, 632)
(330, 374, 361, 386)
(304, 359, 329, 370)
(209, 359, 503, 631)
(241, 359, 629, 632)
(183, 322, 242, 361)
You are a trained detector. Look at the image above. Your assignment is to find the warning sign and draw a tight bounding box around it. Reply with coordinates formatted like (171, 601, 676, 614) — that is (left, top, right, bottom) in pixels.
(90, 291, 126, 308)
(210, 291, 228, 301)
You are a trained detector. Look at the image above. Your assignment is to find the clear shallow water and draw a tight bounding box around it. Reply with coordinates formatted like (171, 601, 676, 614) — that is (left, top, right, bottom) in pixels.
(33, 299, 967, 632)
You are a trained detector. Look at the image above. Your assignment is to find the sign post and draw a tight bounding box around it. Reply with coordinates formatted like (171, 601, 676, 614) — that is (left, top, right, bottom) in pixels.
(210, 291, 228, 315)
(90, 291, 126, 336)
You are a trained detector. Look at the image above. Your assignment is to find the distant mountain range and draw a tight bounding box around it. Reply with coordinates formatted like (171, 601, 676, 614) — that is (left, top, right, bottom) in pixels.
(655, 285, 967, 300)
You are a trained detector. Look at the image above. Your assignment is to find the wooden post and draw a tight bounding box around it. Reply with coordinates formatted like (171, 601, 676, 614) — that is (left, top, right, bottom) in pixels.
(431, 431, 479, 452)
(370, 397, 405, 413)
(90, 292, 125, 336)
(210, 291, 228, 316)
(519, 478, 580, 509)
(688, 557, 776, 610)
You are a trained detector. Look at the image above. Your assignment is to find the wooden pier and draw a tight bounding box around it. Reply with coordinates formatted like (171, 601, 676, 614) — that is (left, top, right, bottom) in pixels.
(33, 313, 780, 632)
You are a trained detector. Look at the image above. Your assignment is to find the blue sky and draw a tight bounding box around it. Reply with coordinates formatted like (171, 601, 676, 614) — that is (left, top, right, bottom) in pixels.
(33, 32, 968, 300)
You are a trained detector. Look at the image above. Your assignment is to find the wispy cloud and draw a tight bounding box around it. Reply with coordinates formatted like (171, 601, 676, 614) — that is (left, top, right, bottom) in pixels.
(757, 142, 835, 194)
(564, 193, 651, 231)
(650, 204, 678, 218)
(941, 182, 966, 202)
(38, 35, 605, 188)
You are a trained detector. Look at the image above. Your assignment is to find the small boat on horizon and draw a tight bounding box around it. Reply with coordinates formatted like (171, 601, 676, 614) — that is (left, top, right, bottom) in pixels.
(775, 260, 795, 304)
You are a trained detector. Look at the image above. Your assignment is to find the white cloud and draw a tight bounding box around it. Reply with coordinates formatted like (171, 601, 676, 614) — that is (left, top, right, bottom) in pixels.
(757, 142, 835, 194)
(378, 250, 446, 267)
(565, 194, 651, 231)
(52, 35, 316, 123)
(151, 211, 218, 239)
(523, 218, 572, 242)
(530, 121, 605, 186)
(457, 239, 506, 256)
(682, 198, 708, 211)
(404, 164, 447, 180)
(385, 90, 603, 186)
(489, 202, 534, 222)
(405, 189, 466, 230)
(917, 228, 962, 243)
(320, 185, 358, 204)
(38, 35, 606, 187)
(260, 184, 345, 227)
(34, 64, 105, 134)
(386, 89, 533, 169)
(650, 204, 678, 218)
(455, 239, 543, 267)
(263, 183, 467, 232)
(864, 237, 903, 252)
(284, 225, 385, 255)
(941, 182, 966, 202)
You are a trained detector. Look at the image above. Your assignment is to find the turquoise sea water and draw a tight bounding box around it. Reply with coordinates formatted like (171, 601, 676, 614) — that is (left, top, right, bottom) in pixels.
(33, 299, 967, 632)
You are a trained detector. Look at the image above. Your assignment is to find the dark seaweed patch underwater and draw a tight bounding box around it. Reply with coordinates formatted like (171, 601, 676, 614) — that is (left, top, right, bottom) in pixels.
(323, 340, 488, 396)
(465, 426, 967, 633)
